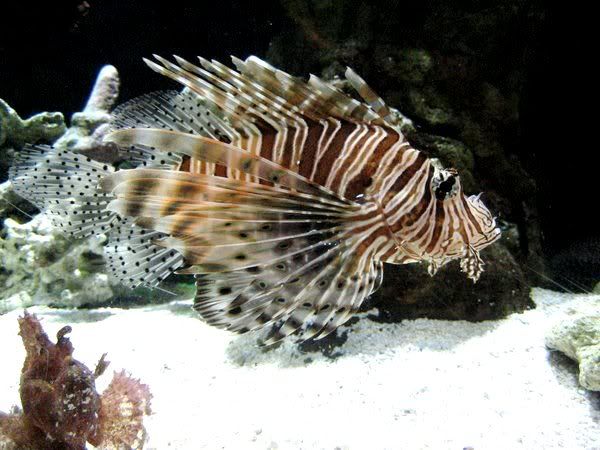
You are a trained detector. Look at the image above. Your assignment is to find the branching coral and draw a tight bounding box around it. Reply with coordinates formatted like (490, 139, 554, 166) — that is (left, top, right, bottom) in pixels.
(0, 311, 152, 449)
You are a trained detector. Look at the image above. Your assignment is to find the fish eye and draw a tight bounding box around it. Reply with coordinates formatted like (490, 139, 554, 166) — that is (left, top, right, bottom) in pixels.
(434, 175, 457, 200)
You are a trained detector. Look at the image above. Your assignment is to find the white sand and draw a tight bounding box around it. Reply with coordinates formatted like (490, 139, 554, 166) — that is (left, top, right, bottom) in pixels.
(0, 288, 598, 449)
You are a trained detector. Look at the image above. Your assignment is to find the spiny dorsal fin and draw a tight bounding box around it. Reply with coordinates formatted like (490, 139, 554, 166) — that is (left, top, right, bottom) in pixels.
(344, 67, 398, 126)
(233, 55, 385, 125)
(143, 54, 387, 126)
(111, 90, 231, 143)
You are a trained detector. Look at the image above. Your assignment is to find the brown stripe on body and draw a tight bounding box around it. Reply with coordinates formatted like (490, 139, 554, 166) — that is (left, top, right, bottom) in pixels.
(196, 160, 208, 175)
(279, 125, 297, 169)
(179, 155, 191, 172)
(256, 126, 277, 185)
(345, 207, 382, 234)
(344, 127, 401, 200)
(379, 244, 401, 262)
(460, 195, 483, 235)
(396, 196, 434, 247)
(425, 200, 446, 254)
(312, 121, 358, 187)
(450, 202, 470, 248)
(214, 164, 228, 177)
(354, 225, 389, 257)
(380, 152, 428, 206)
(369, 144, 411, 196)
(297, 119, 323, 179)
(404, 195, 439, 251)
(390, 167, 433, 234)
(328, 125, 374, 194)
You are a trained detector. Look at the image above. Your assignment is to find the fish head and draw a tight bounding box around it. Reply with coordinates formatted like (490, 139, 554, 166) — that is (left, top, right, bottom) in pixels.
(435, 162, 500, 243)
(461, 192, 502, 252)
(391, 160, 501, 281)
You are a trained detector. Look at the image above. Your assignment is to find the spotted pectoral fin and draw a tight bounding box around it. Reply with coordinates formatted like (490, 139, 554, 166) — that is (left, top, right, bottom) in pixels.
(111, 90, 229, 142)
(100, 166, 385, 341)
(298, 258, 384, 342)
(101, 167, 354, 272)
(192, 232, 382, 344)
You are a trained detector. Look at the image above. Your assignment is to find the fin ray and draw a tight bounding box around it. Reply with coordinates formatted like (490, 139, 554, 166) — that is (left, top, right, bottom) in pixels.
(103, 129, 347, 202)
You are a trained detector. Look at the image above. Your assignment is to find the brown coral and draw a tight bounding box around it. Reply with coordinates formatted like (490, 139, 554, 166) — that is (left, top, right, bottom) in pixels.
(90, 371, 152, 449)
(0, 311, 152, 449)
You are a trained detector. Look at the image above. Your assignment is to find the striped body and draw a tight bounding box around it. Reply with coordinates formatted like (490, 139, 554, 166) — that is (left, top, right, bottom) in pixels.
(10, 55, 500, 343)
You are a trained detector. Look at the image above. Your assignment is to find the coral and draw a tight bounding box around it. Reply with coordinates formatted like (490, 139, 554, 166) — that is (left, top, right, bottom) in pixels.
(92, 371, 152, 449)
(546, 300, 600, 391)
(1, 66, 193, 312)
(0, 212, 194, 312)
(0, 98, 66, 148)
(0, 312, 152, 449)
(53, 65, 120, 155)
(0, 292, 34, 316)
(0, 214, 114, 311)
(0, 98, 66, 183)
(1, 64, 118, 182)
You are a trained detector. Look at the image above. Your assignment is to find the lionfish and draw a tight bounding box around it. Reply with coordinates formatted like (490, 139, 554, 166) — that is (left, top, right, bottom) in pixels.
(10, 55, 501, 343)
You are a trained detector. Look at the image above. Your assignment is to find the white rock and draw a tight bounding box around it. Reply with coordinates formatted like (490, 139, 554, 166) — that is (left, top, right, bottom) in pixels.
(545, 297, 600, 391)
(0, 291, 32, 314)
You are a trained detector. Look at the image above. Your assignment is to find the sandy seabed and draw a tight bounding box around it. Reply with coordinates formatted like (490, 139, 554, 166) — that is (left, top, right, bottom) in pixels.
(0, 288, 598, 450)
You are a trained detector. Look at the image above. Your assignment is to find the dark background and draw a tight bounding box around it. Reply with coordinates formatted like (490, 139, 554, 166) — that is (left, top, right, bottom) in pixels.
(1, 0, 597, 289)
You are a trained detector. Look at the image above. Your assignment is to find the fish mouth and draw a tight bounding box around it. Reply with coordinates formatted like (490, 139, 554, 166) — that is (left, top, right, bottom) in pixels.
(472, 226, 502, 250)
